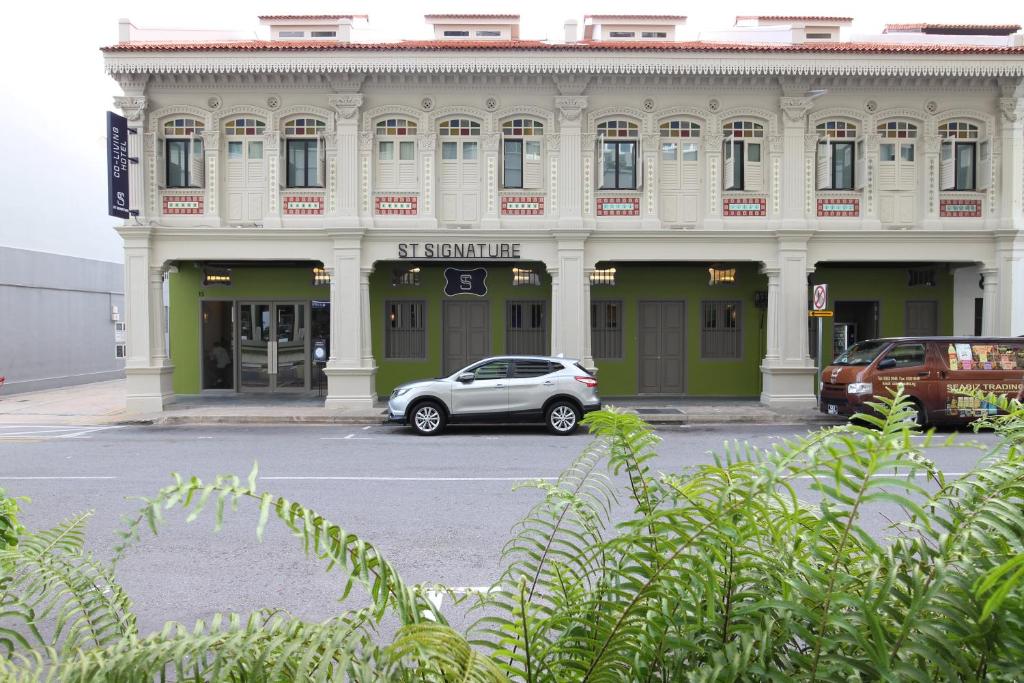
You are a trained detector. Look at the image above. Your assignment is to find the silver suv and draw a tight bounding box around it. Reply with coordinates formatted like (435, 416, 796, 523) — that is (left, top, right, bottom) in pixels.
(385, 356, 601, 436)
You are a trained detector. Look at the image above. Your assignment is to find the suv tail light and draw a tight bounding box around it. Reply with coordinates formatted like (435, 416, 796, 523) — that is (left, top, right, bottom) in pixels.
(575, 376, 598, 388)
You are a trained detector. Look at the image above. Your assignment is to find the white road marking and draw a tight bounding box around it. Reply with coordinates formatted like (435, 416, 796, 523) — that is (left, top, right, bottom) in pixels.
(319, 436, 371, 441)
(198, 436, 214, 440)
(0, 425, 121, 440)
(0, 476, 117, 480)
(362, 425, 371, 430)
(260, 476, 559, 482)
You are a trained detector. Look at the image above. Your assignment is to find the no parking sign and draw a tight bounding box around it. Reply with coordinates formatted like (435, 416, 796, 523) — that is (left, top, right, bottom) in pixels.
(812, 284, 829, 311)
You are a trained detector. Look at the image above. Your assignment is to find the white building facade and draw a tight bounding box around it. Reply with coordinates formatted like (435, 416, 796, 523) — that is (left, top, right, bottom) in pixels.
(103, 14, 1024, 412)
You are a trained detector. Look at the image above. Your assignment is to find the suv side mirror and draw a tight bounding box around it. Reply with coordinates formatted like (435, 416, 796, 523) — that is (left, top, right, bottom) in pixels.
(877, 358, 897, 370)
(458, 372, 475, 383)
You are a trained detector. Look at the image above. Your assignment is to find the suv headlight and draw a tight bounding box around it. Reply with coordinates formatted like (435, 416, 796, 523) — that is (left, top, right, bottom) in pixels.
(391, 387, 412, 398)
(847, 382, 873, 396)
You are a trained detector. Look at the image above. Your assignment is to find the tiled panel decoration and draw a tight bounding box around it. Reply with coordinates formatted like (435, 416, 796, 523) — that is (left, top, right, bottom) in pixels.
(501, 196, 545, 216)
(596, 197, 640, 216)
(375, 195, 418, 215)
(722, 197, 767, 217)
(162, 195, 204, 215)
(940, 199, 982, 218)
(817, 198, 860, 217)
(282, 195, 324, 215)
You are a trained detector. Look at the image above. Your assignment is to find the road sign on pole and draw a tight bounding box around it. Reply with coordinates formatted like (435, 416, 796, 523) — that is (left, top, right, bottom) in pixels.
(812, 284, 829, 311)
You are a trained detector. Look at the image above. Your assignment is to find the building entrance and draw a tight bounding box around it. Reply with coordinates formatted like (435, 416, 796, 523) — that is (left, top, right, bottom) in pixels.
(638, 300, 686, 394)
(238, 301, 309, 391)
(443, 300, 489, 374)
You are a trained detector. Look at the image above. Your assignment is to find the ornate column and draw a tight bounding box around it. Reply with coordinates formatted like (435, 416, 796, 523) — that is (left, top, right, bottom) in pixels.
(548, 267, 560, 358)
(703, 130, 724, 229)
(803, 134, 818, 222)
(329, 94, 363, 227)
(360, 267, 374, 367)
(760, 232, 816, 409)
(550, 237, 589, 361)
(113, 96, 147, 221)
(582, 267, 595, 369)
(324, 132, 339, 216)
(555, 96, 587, 230)
(358, 130, 373, 220)
(862, 132, 881, 227)
(117, 226, 174, 413)
(419, 133, 438, 227)
(482, 132, 501, 228)
(324, 234, 375, 409)
(998, 89, 1024, 230)
(779, 96, 813, 229)
(760, 266, 781, 362)
(980, 266, 1000, 335)
(263, 130, 281, 227)
(201, 131, 220, 223)
(641, 133, 659, 229)
(922, 123, 941, 228)
(993, 231, 1024, 335)
(547, 133, 560, 217)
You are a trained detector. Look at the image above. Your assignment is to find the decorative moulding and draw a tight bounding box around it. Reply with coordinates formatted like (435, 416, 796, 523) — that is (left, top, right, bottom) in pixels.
(282, 195, 324, 215)
(817, 197, 860, 217)
(723, 197, 767, 217)
(596, 197, 640, 216)
(375, 196, 418, 215)
(939, 198, 982, 218)
(163, 195, 203, 215)
(362, 105, 424, 130)
(501, 196, 545, 215)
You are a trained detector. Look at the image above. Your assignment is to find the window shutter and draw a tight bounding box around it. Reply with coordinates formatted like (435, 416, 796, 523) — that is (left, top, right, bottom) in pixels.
(878, 143, 896, 191)
(398, 141, 416, 189)
(854, 137, 866, 190)
(596, 138, 605, 190)
(189, 138, 205, 188)
(635, 138, 643, 190)
(318, 138, 326, 188)
(976, 139, 991, 190)
(376, 141, 395, 189)
(744, 142, 763, 192)
(156, 137, 167, 188)
(723, 137, 736, 191)
(816, 140, 832, 190)
(523, 139, 542, 189)
(279, 136, 287, 189)
(940, 141, 955, 191)
(897, 143, 917, 191)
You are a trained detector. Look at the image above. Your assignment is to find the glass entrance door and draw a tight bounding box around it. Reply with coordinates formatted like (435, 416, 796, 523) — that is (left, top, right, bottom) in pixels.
(238, 302, 308, 392)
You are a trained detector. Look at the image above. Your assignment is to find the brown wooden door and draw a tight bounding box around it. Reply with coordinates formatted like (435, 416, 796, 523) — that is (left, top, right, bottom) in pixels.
(443, 300, 490, 375)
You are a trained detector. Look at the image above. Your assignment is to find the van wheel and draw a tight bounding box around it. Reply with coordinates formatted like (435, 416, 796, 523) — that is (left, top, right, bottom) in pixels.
(905, 399, 926, 428)
(410, 401, 446, 436)
(546, 401, 580, 436)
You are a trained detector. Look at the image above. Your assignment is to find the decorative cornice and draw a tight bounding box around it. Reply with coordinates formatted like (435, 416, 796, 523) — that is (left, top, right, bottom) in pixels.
(104, 53, 1024, 79)
(113, 95, 147, 122)
(999, 97, 1020, 121)
(779, 96, 813, 123)
(555, 96, 588, 121)
(329, 94, 364, 120)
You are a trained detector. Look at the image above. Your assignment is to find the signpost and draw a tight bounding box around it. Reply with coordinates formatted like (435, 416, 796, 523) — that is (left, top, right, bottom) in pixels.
(106, 111, 131, 219)
(810, 284, 830, 407)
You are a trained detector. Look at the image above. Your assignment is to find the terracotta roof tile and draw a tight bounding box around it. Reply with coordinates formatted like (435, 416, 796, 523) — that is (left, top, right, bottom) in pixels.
(884, 23, 1020, 33)
(423, 14, 519, 19)
(101, 39, 1024, 54)
(584, 15, 687, 20)
(736, 16, 854, 22)
(257, 15, 360, 20)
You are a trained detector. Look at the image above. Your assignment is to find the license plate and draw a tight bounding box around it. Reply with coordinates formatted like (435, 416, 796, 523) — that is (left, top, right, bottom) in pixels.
(826, 403, 839, 415)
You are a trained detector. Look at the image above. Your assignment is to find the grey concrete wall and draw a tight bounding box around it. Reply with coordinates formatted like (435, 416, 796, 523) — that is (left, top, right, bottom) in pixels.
(0, 247, 125, 394)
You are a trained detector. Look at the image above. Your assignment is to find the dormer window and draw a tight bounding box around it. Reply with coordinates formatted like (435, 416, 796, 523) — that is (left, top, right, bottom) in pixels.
(939, 121, 989, 192)
(162, 118, 205, 189)
(815, 121, 862, 191)
(311, 31, 336, 38)
(609, 31, 635, 38)
(722, 121, 763, 192)
(476, 30, 501, 37)
(279, 31, 305, 38)
(642, 31, 667, 38)
(444, 30, 470, 37)
(597, 120, 639, 190)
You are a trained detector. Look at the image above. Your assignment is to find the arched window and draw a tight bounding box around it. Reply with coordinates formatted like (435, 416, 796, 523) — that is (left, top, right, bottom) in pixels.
(223, 117, 266, 169)
(659, 120, 701, 222)
(501, 118, 544, 190)
(438, 118, 480, 136)
(876, 121, 917, 192)
(162, 118, 205, 189)
(722, 121, 763, 192)
(939, 121, 988, 192)
(282, 118, 326, 188)
(815, 121, 861, 191)
(597, 120, 639, 190)
(375, 118, 418, 191)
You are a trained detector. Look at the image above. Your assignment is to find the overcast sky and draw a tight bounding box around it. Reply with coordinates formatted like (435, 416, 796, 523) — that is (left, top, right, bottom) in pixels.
(0, 1, 1016, 263)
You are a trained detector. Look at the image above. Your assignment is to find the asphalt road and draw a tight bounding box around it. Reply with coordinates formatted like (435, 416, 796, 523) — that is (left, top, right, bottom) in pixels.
(0, 421, 1003, 638)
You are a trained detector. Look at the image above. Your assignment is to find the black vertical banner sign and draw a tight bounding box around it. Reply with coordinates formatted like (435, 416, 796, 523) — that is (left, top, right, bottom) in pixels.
(106, 111, 130, 219)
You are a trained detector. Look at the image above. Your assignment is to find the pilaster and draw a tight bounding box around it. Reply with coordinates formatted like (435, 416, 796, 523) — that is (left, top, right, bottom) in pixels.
(325, 233, 376, 409)
(330, 94, 363, 227)
(419, 133, 438, 227)
(582, 267, 595, 369)
(921, 126, 941, 228)
(998, 90, 1024, 230)
(779, 96, 813, 229)
(549, 237, 589, 361)
(555, 96, 587, 230)
(263, 130, 282, 227)
(980, 266, 999, 335)
(703, 131, 724, 229)
(113, 95, 147, 222)
(201, 131, 221, 223)
(862, 132, 881, 227)
(993, 231, 1024, 335)
(482, 132, 501, 228)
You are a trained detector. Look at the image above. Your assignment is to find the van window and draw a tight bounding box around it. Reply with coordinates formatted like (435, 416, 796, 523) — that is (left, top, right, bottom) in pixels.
(834, 340, 888, 366)
(879, 344, 926, 368)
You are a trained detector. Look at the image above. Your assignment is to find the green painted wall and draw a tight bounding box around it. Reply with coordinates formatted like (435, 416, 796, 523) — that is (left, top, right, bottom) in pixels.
(592, 264, 768, 397)
(810, 265, 955, 367)
(371, 263, 551, 396)
(168, 264, 327, 394)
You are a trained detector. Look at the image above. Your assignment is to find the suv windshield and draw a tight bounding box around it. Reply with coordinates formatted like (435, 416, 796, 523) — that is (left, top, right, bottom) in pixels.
(833, 340, 889, 366)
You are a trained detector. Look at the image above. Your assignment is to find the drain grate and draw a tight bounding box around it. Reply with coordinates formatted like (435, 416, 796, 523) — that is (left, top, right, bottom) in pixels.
(634, 408, 683, 415)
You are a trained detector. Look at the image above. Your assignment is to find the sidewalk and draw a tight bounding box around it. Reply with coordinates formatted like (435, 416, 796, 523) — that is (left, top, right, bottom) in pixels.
(0, 379, 840, 427)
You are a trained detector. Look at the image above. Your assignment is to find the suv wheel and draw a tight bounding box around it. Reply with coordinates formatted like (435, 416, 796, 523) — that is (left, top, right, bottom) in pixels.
(411, 401, 446, 436)
(546, 401, 581, 436)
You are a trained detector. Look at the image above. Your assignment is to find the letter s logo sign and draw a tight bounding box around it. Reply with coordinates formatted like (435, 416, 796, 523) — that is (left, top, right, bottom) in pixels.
(460, 274, 472, 291)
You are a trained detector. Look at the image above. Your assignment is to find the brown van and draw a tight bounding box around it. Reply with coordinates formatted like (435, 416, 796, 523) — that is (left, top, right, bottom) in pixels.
(820, 337, 1024, 426)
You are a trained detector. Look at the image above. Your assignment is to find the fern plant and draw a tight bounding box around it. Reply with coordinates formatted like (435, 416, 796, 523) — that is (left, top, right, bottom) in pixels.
(0, 388, 1023, 681)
